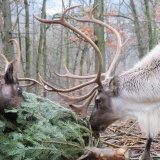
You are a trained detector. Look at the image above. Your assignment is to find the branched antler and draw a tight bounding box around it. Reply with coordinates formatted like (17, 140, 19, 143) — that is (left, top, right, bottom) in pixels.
(54, 62, 106, 79)
(34, 5, 124, 117)
(0, 52, 16, 76)
(8, 39, 42, 87)
(70, 5, 124, 80)
(34, 5, 103, 89)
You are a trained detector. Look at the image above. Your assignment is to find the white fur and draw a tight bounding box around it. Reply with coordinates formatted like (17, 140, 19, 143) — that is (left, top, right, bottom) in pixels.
(110, 44, 160, 138)
(111, 97, 160, 137)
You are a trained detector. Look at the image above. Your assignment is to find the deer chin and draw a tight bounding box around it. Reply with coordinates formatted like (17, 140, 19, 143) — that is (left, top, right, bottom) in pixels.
(98, 124, 108, 133)
(91, 123, 109, 133)
(91, 118, 118, 133)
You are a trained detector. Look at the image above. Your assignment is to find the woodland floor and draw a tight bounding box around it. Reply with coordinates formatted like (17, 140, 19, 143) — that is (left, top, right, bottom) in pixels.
(101, 119, 160, 160)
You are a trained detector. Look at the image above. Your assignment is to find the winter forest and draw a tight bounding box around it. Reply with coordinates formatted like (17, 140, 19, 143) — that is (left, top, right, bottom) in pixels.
(0, 0, 159, 103)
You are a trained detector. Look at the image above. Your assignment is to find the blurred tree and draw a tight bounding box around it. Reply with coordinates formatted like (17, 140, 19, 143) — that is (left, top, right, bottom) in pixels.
(130, 0, 145, 59)
(36, 0, 47, 96)
(24, 0, 31, 92)
(94, 0, 105, 73)
(144, 0, 153, 50)
(1, 0, 14, 61)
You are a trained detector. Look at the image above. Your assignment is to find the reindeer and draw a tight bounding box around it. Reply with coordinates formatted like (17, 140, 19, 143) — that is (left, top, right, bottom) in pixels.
(0, 39, 41, 111)
(34, 5, 158, 160)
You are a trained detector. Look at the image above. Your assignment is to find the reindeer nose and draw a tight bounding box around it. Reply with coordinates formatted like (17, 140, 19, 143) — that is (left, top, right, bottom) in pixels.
(89, 117, 97, 131)
(89, 117, 94, 127)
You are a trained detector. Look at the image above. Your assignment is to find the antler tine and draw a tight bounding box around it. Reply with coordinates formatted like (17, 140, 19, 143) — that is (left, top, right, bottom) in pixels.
(70, 5, 123, 81)
(53, 62, 72, 78)
(39, 73, 98, 92)
(8, 39, 21, 80)
(18, 78, 43, 87)
(54, 62, 106, 79)
(34, 5, 103, 93)
(33, 5, 82, 25)
(57, 85, 98, 104)
(34, 5, 124, 117)
(69, 91, 96, 117)
(8, 39, 42, 87)
(89, 4, 98, 19)
(0, 53, 10, 72)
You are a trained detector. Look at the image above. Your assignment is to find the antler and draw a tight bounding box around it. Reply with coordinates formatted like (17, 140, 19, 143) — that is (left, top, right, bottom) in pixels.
(34, 5, 123, 117)
(70, 5, 124, 80)
(54, 62, 106, 79)
(8, 39, 21, 80)
(8, 39, 42, 87)
(0, 53, 16, 77)
(0, 53, 10, 73)
(34, 5, 103, 90)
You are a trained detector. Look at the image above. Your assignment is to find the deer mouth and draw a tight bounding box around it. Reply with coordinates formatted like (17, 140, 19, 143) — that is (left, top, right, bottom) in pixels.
(91, 124, 107, 133)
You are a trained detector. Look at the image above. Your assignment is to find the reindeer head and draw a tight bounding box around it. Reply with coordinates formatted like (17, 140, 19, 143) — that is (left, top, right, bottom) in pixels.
(34, 5, 126, 132)
(0, 63, 23, 110)
(0, 39, 40, 111)
(89, 76, 121, 132)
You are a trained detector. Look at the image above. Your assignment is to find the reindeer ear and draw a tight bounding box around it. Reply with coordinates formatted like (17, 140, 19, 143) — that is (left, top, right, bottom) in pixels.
(4, 63, 14, 84)
(109, 76, 120, 95)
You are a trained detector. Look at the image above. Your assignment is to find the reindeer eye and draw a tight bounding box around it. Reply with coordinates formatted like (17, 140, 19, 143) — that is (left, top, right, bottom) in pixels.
(16, 86, 22, 95)
(98, 89, 102, 93)
(95, 97, 101, 104)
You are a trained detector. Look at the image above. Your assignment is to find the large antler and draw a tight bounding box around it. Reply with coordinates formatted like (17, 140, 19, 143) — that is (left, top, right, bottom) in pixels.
(0, 53, 12, 75)
(70, 5, 125, 81)
(34, 5, 103, 90)
(8, 39, 21, 80)
(34, 5, 123, 117)
(54, 6, 128, 81)
(8, 39, 42, 87)
(54, 63, 106, 79)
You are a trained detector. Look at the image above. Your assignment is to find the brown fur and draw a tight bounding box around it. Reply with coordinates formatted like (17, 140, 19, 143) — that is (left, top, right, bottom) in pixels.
(0, 63, 23, 110)
(90, 76, 120, 132)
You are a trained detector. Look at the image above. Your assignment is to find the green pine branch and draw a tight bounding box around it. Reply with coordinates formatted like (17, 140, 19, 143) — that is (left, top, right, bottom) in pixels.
(0, 91, 100, 160)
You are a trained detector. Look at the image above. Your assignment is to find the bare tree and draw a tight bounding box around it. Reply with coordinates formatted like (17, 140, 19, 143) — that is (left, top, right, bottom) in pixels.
(36, 0, 47, 95)
(24, 0, 31, 92)
(94, 0, 106, 73)
(130, 0, 145, 59)
(144, 0, 153, 50)
(1, 0, 14, 61)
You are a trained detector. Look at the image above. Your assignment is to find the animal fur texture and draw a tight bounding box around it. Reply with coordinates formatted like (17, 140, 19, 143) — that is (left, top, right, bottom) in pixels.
(107, 44, 160, 138)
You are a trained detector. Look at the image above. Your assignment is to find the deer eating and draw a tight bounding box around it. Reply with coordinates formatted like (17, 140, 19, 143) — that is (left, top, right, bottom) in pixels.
(34, 5, 159, 160)
(0, 39, 41, 111)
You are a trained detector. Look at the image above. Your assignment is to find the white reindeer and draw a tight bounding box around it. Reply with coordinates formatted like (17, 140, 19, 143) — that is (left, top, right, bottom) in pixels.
(34, 5, 159, 160)
(90, 43, 160, 160)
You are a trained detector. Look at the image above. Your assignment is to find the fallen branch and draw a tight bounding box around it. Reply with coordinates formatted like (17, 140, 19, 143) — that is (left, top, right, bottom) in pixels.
(77, 147, 130, 160)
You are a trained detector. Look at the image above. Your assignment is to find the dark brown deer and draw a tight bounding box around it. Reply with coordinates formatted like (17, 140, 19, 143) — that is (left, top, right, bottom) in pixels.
(34, 5, 157, 160)
(0, 39, 41, 111)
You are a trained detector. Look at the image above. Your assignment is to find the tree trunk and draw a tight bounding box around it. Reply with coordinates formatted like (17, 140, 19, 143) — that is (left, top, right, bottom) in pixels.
(94, 0, 105, 73)
(42, 0, 47, 97)
(24, 0, 31, 92)
(0, 1, 4, 47)
(36, 0, 47, 95)
(1, 0, 14, 61)
(62, 0, 71, 88)
(58, 26, 63, 75)
(152, 0, 159, 46)
(31, 0, 37, 93)
(144, 0, 153, 50)
(16, 5, 25, 75)
(73, 44, 81, 75)
(130, 0, 144, 59)
(80, 43, 88, 76)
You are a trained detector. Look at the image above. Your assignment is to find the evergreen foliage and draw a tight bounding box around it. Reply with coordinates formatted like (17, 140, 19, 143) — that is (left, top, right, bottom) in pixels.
(0, 92, 100, 160)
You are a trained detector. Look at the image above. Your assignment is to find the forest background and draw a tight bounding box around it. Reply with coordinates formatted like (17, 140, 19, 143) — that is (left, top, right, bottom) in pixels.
(0, 0, 159, 106)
